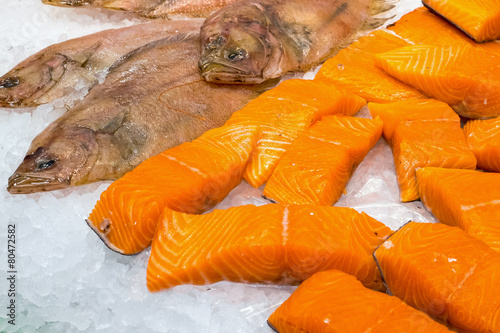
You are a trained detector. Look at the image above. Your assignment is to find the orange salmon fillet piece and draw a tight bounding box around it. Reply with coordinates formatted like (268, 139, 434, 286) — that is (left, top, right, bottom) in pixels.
(375, 45, 500, 119)
(388, 7, 500, 55)
(374, 222, 500, 333)
(225, 79, 366, 188)
(268, 270, 452, 333)
(87, 125, 259, 255)
(316, 30, 427, 103)
(416, 167, 500, 253)
(422, 0, 500, 42)
(263, 116, 382, 206)
(369, 99, 476, 202)
(147, 205, 392, 292)
(464, 117, 500, 172)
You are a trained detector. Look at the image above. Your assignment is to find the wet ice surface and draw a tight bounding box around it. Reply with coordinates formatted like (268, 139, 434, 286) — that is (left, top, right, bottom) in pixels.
(0, 0, 427, 332)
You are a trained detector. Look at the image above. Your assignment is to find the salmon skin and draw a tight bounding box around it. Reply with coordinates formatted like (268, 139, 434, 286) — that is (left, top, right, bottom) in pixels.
(87, 125, 259, 255)
(263, 115, 382, 206)
(199, 0, 397, 84)
(268, 270, 452, 333)
(369, 99, 476, 202)
(375, 45, 500, 119)
(422, 0, 500, 42)
(147, 205, 392, 292)
(7, 31, 275, 194)
(41, 0, 243, 19)
(225, 79, 366, 188)
(0, 20, 204, 108)
(416, 167, 500, 253)
(464, 118, 500, 172)
(316, 29, 427, 103)
(374, 222, 500, 333)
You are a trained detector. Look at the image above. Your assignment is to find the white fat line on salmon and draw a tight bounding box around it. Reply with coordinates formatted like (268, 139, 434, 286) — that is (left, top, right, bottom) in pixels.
(447, 264, 478, 303)
(258, 139, 292, 146)
(461, 199, 500, 211)
(266, 96, 316, 109)
(164, 155, 207, 178)
(307, 136, 343, 146)
(282, 207, 289, 245)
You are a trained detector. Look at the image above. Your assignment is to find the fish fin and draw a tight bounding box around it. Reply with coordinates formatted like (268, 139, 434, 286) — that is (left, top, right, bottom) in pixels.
(369, 0, 398, 16)
(72, 41, 103, 67)
(108, 32, 200, 72)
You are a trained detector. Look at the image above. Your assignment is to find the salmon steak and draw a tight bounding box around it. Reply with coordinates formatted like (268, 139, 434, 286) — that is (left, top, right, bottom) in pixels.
(369, 99, 476, 202)
(374, 45, 500, 119)
(387, 7, 500, 55)
(374, 222, 500, 332)
(268, 270, 452, 333)
(416, 167, 500, 253)
(463, 117, 500, 172)
(225, 79, 366, 188)
(315, 29, 427, 103)
(87, 125, 259, 255)
(263, 115, 382, 206)
(422, 0, 500, 42)
(147, 205, 392, 292)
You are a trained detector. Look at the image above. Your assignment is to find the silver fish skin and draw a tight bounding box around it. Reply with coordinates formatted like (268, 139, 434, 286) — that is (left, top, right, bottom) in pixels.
(199, 0, 394, 84)
(41, 0, 244, 18)
(7, 31, 276, 194)
(0, 19, 204, 108)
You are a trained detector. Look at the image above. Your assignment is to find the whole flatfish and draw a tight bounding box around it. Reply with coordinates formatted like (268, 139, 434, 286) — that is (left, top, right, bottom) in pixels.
(0, 20, 204, 108)
(41, 0, 244, 19)
(199, 0, 395, 84)
(7, 30, 276, 194)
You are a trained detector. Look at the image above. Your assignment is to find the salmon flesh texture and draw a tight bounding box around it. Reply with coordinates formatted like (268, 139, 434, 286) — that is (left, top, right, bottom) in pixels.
(268, 270, 452, 333)
(0, 20, 204, 108)
(263, 115, 382, 206)
(147, 205, 392, 292)
(464, 117, 500, 172)
(422, 0, 500, 42)
(87, 125, 260, 254)
(225, 79, 366, 188)
(416, 167, 500, 253)
(374, 222, 500, 333)
(374, 45, 500, 119)
(369, 99, 477, 202)
(199, 0, 396, 84)
(7, 32, 273, 194)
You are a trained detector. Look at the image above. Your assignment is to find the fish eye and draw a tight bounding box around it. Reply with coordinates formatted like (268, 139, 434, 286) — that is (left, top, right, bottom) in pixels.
(226, 49, 247, 61)
(0, 77, 20, 89)
(36, 160, 56, 170)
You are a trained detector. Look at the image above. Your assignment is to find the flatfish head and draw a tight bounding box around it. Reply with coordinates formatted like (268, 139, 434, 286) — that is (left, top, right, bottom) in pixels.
(199, 2, 285, 84)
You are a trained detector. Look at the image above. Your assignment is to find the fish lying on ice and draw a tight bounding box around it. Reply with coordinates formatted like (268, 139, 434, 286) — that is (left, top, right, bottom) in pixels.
(7, 30, 276, 194)
(0, 20, 204, 108)
(41, 0, 244, 19)
(199, 0, 396, 84)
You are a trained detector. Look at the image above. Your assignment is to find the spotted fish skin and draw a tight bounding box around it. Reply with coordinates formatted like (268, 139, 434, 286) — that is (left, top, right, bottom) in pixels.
(41, 0, 244, 19)
(0, 20, 204, 108)
(8, 31, 274, 195)
(199, 0, 396, 84)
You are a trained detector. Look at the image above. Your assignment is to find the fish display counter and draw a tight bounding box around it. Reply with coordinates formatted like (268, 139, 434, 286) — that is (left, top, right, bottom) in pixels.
(0, 0, 448, 331)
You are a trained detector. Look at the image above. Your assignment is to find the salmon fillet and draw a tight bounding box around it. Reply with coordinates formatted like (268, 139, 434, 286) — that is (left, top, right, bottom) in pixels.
(263, 115, 382, 205)
(369, 99, 476, 202)
(464, 117, 500, 172)
(374, 222, 500, 332)
(268, 270, 452, 333)
(147, 205, 392, 292)
(225, 79, 366, 188)
(416, 167, 500, 253)
(87, 125, 259, 254)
